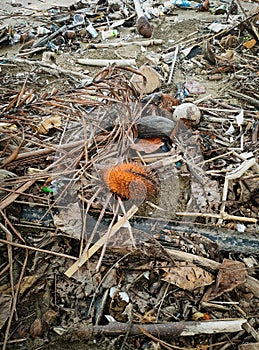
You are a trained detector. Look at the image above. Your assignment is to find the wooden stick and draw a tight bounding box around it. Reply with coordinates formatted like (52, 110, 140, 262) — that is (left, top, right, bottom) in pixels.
(31, 25, 67, 49)
(228, 91, 259, 109)
(71, 319, 246, 338)
(77, 58, 136, 67)
(11, 140, 85, 162)
(0, 180, 35, 210)
(86, 39, 164, 49)
(176, 211, 257, 223)
(239, 343, 259, 350)
(64, 205, 139, 277)
(0, 57, 90, 80)
(0, 237, 77, 261)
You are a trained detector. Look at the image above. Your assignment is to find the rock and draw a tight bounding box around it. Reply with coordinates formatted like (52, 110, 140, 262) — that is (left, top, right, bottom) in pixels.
(137, 115, 176, 140)
(136, 16, 154, 38)
(173, 103, 201, 124)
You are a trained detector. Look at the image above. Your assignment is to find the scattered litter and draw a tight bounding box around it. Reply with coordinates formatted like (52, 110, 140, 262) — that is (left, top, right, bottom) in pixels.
(0, 0, 258, 349)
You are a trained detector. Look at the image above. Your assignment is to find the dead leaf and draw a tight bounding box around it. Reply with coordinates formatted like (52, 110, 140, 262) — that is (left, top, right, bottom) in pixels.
(216, 49, 236, 62)
(37, 115, 62, 134)
(161, 93, 180, 110)
(131, 65, 162, 97)
(109, 288, 129, 322)
(135, 309, 156, 323)
(130, 138, 164, 153)
(198, 0, 210, 11)
(220, 34, 238, 49)
(202, 259, 247, 301)
(161, 261, 214, 291)
(19, 275, 39, 295)
(54, 202, 82, 240)
(202, 40, 216, 65)
(191, 178, 220, 212)
(0, 293, 12, 329)
(243, 39, 257, 49)
(30, 318, 43, 338)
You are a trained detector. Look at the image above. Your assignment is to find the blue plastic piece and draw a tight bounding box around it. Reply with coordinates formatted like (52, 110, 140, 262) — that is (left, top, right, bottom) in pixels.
(173, 0, 191, 8)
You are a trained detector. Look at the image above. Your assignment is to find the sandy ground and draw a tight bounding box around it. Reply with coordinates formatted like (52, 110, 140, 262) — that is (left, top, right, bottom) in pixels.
(1, 0, 75, 12)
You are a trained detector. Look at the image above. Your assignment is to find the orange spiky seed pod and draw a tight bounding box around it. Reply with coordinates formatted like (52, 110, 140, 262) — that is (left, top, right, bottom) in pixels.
(103, 163, 157, 201)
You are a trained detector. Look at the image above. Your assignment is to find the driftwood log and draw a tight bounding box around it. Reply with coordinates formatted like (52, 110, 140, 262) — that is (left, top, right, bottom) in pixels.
(70, 319, 246, 340)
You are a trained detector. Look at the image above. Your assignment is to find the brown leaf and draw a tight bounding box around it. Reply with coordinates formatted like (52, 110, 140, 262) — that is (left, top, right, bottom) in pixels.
(30, 318, 43, 338)
(130, 138, 164, 153)
(54, 203, 82, 240)
(198, 0, 210, 11)
(43, 310, 58, 326)
(109, 289, 129, 322)
(220, 34, 238, 49)
(161, 261, 214, 291)
(216, 49, 236, 62)
(131, 65, 161, 96)
(0, 293, 12, 330)
(243, 39, 257, 49)
(19, 275, 39, 295)
(202, 40, 216, 65)
(37, 115, 62, 134)
(202, 259, 247, 301)
(161, 93, 180, 110)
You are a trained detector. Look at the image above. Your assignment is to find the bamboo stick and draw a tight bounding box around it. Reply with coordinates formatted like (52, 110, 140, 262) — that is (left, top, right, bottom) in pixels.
(64, 205, 139, 277)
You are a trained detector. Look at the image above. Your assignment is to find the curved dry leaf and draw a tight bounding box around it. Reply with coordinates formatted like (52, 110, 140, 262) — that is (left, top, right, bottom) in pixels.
(202, 259, 248, 301)
(37, 115, 62, 134)
(130, 138, 164, 153)
(131, 65, 162, 96)
(243, 39, 257, 49)
(109, 289, 129, 322)
(19, 275, 40, 295)
(54, 202, 82, 240)
(202, 40, 216, 65)
(220, 34, 238, 49)
(161, 261, 214, 291)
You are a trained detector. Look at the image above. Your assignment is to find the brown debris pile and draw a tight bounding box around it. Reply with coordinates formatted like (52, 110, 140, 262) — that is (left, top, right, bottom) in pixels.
(0, 1, 259, 349)
(0, 62, 258, 350)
